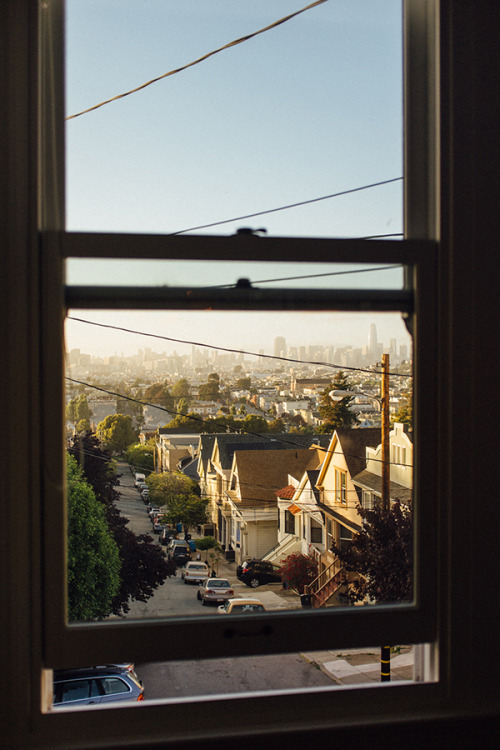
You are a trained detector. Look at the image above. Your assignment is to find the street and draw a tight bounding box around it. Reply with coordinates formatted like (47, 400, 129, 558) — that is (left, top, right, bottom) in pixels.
(114, 463, 335, 697)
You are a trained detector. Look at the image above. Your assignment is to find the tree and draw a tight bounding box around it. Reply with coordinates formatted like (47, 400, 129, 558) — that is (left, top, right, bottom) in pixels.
(66, 393, 92, 431)
(171, 378, 191, 399)
(66, 454, 121, 621)
(318, 370, 358, 432)
(147, 471, 206, 532)
(394, 391, 413, 428)
(97, 413, 137, 454)
(235, 377, 251, 390)
(69, 432, 175, 615)
(279, 553, 318, 595)
(268, 418, 286, 433)
(195, 536, 222, 564)
(241, 414, 269, 433)
(177, 397, 190, 415)
(147, 471, 200, 507)
(331, 501, 413, 604)
(166, 494, 208, 533)
(115, 392, 144, 425)
(125, 442, 155, 473)
(143, 381, 175, 413)
(198, 373, 220, 400)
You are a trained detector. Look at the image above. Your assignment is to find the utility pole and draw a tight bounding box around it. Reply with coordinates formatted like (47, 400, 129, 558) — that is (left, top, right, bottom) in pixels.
(381, 353, 391, 681)
(381, 353, 390, 512)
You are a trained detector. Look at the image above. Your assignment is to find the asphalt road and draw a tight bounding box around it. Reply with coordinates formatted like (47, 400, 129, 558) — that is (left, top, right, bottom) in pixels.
(115, 463, 334, 697)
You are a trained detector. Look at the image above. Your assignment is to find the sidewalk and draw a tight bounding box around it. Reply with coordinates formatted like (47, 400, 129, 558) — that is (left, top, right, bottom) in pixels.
(213, 555, 415, 685)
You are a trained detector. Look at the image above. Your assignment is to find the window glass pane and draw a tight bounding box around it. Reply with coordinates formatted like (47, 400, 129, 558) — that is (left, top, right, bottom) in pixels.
(65, 1, 403, 239)
(65, 309, 413, 622)
(66, 259, 406, 291)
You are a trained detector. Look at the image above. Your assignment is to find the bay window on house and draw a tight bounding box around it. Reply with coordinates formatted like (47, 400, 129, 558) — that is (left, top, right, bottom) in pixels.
(3, 0, 499, 748)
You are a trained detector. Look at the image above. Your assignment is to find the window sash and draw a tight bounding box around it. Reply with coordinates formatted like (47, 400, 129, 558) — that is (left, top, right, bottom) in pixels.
(40, 0, 439, 678)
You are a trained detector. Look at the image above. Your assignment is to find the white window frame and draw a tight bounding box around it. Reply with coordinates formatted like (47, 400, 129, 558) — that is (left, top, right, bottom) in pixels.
(11, 0, 500, 745)
(41, 0, 437, 679)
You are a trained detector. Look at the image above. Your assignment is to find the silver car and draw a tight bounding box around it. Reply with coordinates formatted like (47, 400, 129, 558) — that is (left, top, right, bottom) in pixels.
(52, 666, 144, 708)
(197, 578, 234, 605)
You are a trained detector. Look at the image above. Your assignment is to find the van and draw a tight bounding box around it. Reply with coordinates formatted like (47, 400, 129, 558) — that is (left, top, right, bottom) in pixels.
(134, 473, 146, 487)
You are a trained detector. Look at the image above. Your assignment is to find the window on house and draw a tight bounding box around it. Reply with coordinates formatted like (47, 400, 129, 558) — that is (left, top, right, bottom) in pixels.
(338, 524, 353, 551)
(335, 470, 347, 504)
(284, 510, 295, 534)
(310, 519, 323, 544)
(38, 0, 440, 731)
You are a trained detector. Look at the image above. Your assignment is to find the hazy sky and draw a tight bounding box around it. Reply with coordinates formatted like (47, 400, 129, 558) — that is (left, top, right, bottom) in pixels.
(64, 0, 409, 358)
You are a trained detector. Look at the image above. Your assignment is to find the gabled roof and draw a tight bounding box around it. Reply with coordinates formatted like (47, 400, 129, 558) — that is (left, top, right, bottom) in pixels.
(335, 428, 381, 479)
(317, 427, 380, 485)
(351, 469, 413, 506)
(213, 433, 330, 471)
(230, 447, 324, 509)
(196, 433, 218, 476)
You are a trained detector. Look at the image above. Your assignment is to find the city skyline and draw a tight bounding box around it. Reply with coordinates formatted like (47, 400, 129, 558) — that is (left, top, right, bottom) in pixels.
(65, 312, 411, 363)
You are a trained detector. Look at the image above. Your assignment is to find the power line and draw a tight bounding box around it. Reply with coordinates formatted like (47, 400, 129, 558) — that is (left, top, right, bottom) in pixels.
(66, 0, 329, 121)
(169, 178, 404, 235)
(66, 317, 412, 378)
(65, 377, 413, 470)
(213, 264, 402, 289)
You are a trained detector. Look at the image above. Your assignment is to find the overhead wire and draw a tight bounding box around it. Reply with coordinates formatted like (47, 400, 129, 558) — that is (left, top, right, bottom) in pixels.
(66, 377, 413, 470)
(168, 178, 404, 235)
(66, 317, 412, 379)
(66, 0, 330, 121)
(212, 263, 402, 289)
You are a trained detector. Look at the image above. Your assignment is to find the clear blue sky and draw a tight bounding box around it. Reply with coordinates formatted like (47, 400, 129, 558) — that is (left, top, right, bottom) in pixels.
(64, 0, 409, 359)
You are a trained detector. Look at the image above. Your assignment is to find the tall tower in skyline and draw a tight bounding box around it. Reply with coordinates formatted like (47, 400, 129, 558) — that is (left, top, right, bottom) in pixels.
(368, 323, 378, 359)
(274, 336, 286, 358)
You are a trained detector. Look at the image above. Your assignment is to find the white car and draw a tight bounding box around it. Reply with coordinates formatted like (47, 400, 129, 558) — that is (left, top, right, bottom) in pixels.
(182, 561, 210, 584)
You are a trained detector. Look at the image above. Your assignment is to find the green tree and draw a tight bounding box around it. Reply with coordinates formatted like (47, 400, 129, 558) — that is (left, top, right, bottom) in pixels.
(66, 394, 92, 428)
(241, 414, 269, 433)
(115, 392, 144, 425)
(171, 378, 191, 399)
(195, 536, 221, 564)
(268, 418, 286, 433)
(279, 553, 318, 595)
(166, 494, 208, 533)
(393, 391, 413, 428)
(199, 373, 220, 400)
(331, 501, 413, 604)
(125, 442, 155, 473)
(177, 397, 190, 415)
(235, 377, 251, 389)
(143, 381, 175, 413)
(68, 433, 174, 616)
(147, 471, 206, 532)
(66, 455, 120, 621)
(147, 471, 200, 507)
(96, 413, 137, 454)
(318, 371, 358, 432)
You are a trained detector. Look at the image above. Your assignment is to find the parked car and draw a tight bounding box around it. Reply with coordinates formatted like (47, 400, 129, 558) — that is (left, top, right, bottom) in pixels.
(236, 560, 282, 588)
(168, 542, 191, 566)
(182, 561, 210, 584)
(52, 665, 144, 708)
(197, 578, 234, 605)
(153, 515, 166, 533)
(217, 598, 266, 615)
(159, 527, 176, 546)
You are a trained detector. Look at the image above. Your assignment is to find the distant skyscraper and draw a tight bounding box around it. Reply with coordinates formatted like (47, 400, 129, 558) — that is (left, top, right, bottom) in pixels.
(274, 336, 286, 359)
